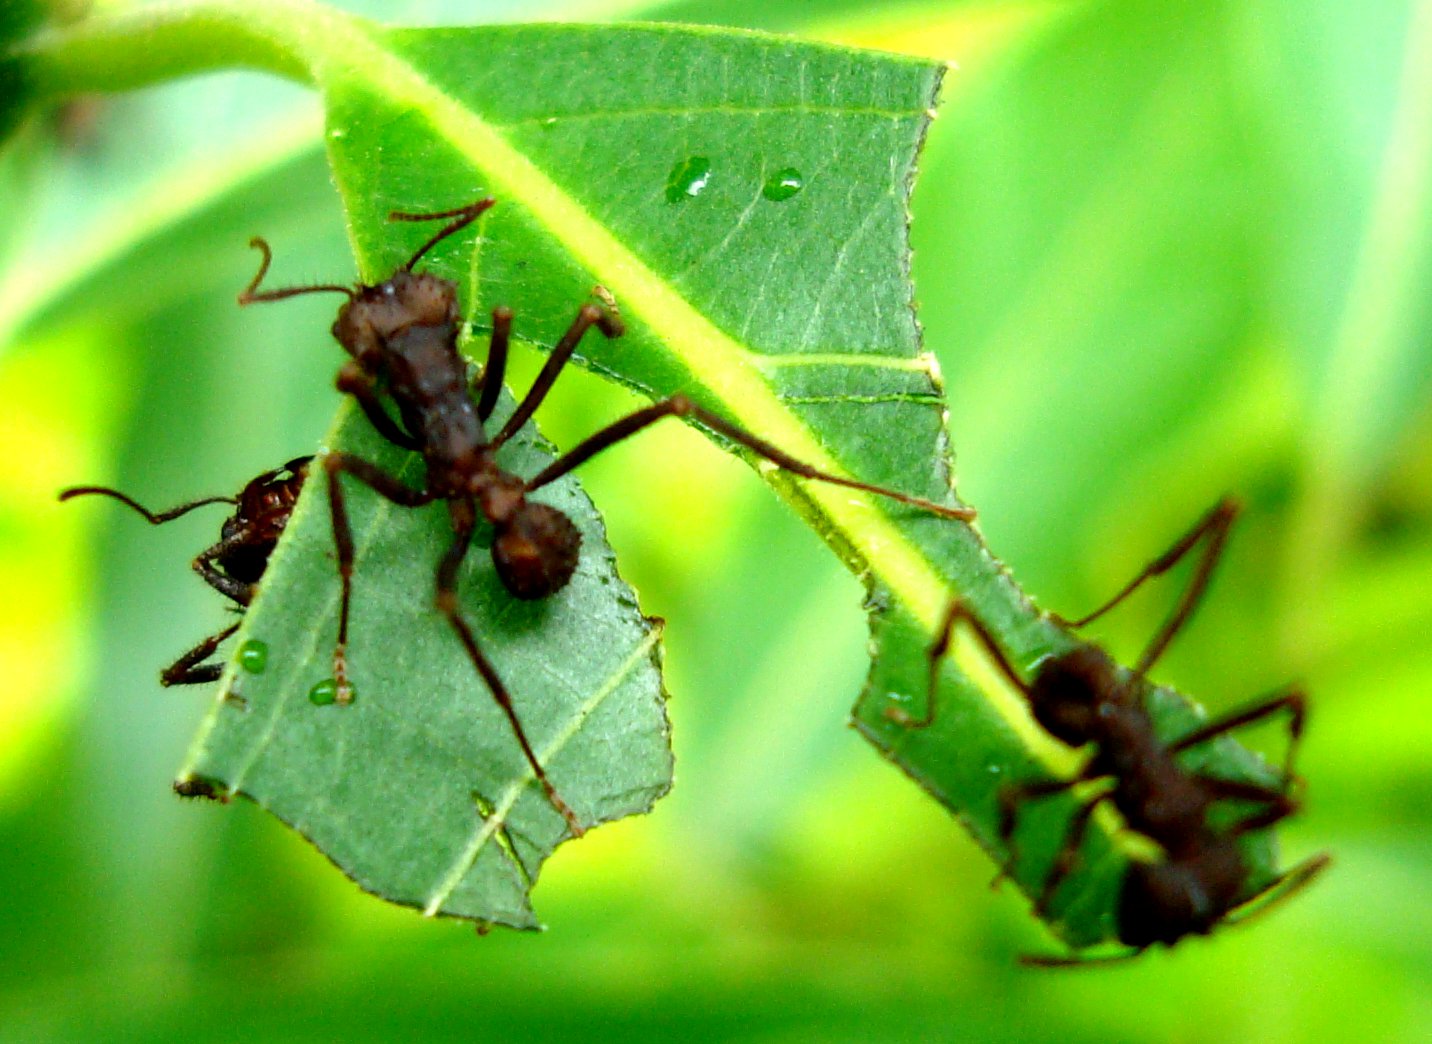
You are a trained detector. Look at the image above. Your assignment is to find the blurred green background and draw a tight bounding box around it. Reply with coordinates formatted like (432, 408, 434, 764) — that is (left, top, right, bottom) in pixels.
(2, 0, 1429, 1040)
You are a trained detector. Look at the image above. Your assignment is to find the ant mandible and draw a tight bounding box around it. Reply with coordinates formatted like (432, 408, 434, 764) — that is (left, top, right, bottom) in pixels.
(239, 197, 975, 838)
(899, 498, 1329, 963)
(60, 457, 311, 687)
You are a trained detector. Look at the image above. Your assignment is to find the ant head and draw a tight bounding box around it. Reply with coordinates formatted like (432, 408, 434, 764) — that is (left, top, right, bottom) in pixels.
(491, 502, 582, 600)
(332, 271, 459, 362)
(1027, 645, 1119, 746)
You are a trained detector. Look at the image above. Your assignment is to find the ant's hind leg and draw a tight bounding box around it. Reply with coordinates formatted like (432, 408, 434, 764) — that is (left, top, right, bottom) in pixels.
(435, 499, 585, 838)
(524, 394, 976, 521)
(1225, 852, 1331, 928)
(1170, 685, 1307, 783)
(160, 620, 242, 686)
(323, 453, 434, 704)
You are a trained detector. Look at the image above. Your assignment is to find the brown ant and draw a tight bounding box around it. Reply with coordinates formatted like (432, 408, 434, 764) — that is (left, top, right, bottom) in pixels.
(239, 197, 975, 838)
(60, 457, 311, 687)
(901, 498, 1329, 963)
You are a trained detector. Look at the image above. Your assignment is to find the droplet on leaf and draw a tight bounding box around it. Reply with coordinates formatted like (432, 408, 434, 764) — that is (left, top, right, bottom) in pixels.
(762, 168, 805, 201)
(665, 156, 712, 202)
(237, 639, 269, 674)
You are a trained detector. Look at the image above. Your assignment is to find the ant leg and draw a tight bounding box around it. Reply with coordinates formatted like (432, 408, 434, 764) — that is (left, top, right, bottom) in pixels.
(1224, 788, 1298, 837)
(891, 598, 1028, 728)
(436, 498, 585, 838)
(160, 620, 242, 686)
(57, 486, 235, 523)
(389, 198, 497, 272)
(1065, 498, 1238, 677)
(995, 774, 1087, 885)
(337, 362, 422, 451)
(1225, 852, 1331, 927)
(1169, 685, 1307, 782)
(1033, 791, 1112, 916)
(491, 303, 624, 447)
(524, 394, 976, 521)
(324, 453, 435, 704)
(1020, 948, 1142, 969)
(192, 536, 258, 606)
(474, 307, 513, 422)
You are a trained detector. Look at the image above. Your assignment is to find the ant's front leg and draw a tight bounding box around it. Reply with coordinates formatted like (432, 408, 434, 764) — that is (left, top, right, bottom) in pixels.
(159, 620, 242, 687)
(473, 307, 513, 423)
(337, 362, 422, 452)
(1066, 498, 1239, 677)
(323, 453, 434, 703)
(489, 303, 624, 444)
(191, 537, 257, 606)
(892, 598, 1031, 728)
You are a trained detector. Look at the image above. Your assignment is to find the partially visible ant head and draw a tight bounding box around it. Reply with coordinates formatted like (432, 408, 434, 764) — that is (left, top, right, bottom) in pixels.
(1026, 644, 1123, 747)
(491, 502, 582, 600)
(238, 197, 496, 365)
(332, 272, 460, 364)
(220, 457, 312, 585)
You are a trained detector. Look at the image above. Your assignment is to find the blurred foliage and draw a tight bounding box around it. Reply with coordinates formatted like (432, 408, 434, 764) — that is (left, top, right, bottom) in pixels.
(0, 0, 1429, 1042)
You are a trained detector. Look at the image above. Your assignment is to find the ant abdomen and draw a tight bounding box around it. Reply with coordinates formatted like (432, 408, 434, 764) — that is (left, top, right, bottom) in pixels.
(1118, 842, 1245, 948)
(492, 502, 582, 600)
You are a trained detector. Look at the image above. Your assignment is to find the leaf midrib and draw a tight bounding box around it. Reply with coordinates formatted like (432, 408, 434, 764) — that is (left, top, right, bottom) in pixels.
(37, 0, 1069, 765)
(293, 0, 1056, 761)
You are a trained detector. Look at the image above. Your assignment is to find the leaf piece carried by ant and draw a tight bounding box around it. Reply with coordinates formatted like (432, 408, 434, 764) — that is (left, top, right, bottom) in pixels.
(180, 398, 672, 930)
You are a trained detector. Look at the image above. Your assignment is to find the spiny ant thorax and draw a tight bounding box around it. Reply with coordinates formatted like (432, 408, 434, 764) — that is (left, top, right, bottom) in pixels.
(332, 271, 460, 363)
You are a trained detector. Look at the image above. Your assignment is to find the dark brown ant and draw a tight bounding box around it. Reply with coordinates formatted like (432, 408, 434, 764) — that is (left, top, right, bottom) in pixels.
(60, 457, 311, 687)
(239, 197, 975, 838)
(901, 498, 1329, 963)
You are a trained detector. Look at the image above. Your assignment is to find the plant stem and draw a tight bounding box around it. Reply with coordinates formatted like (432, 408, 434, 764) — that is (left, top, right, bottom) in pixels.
(12, 0, 359, 97)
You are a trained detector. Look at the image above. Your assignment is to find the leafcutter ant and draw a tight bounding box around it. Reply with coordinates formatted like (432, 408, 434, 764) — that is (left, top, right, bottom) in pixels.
(902, 498, 1329, 963)
(60, 457, 311, 687)
(239, 197, 975, 838)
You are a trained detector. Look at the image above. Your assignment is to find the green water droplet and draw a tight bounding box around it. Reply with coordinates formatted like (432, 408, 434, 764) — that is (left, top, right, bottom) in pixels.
(540, 116, 558, 131)
(762, 168, 804, 202)
(665, 156, 712, 203)
(237, 639, 268, 674)
(309, 679, 343, 706)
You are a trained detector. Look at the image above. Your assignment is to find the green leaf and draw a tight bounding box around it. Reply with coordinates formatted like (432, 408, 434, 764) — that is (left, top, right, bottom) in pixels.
(185, 396, 671, 929)
(25, 3, 1300, 945)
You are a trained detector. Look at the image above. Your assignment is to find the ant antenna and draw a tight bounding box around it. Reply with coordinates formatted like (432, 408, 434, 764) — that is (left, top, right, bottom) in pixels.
(57, 486, 236, 524)
(389, 197, 497, 272)
(238, 237, 355, 306)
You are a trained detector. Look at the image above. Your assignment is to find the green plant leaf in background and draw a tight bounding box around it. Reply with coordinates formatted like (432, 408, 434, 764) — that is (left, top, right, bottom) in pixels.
(15, 1, 1299, 945)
